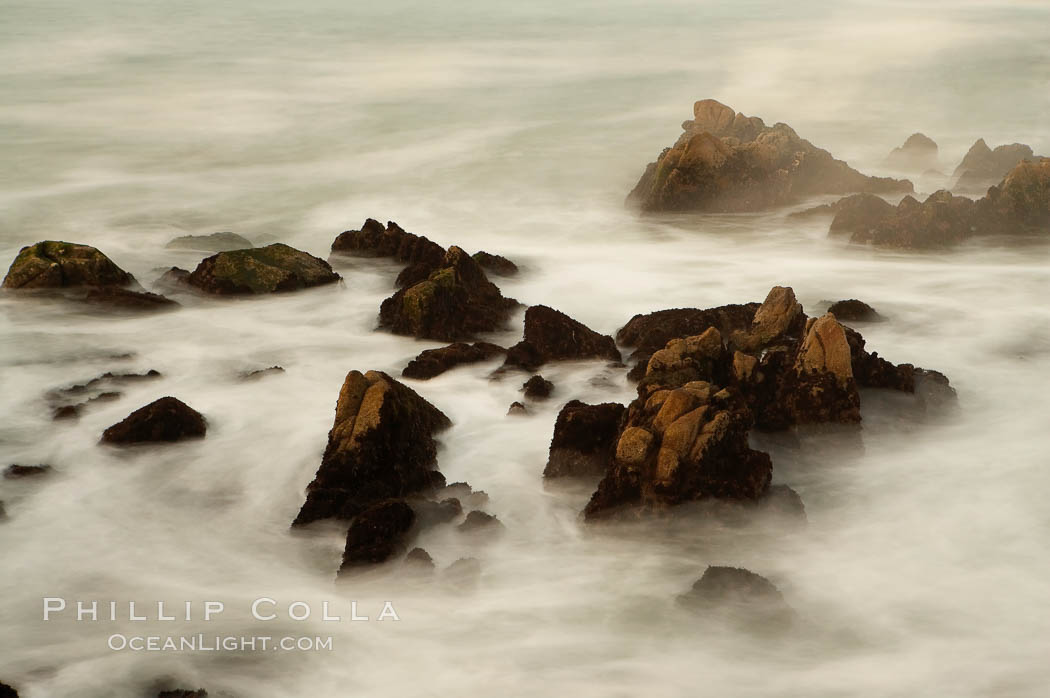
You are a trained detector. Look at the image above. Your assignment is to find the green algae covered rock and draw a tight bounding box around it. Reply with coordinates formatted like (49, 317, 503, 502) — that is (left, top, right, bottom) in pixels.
(186, 243, 341, 295)
(2, 241, 134, 289)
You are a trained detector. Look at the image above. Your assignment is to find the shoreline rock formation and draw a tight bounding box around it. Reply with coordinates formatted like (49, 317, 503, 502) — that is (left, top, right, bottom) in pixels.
(627, 99, 912, 213)
(187, 243, 341, 295)
(503, 305, 621, 371)
(952, 138, 1039, 192)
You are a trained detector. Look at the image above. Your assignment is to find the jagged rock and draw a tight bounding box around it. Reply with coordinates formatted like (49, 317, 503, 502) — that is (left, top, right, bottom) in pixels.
(472, 251, 518, 276)
(293, 370, 451, 526)
(641, 327, 729, 391)
(242, 365, 284, 380)
(458, 510, 503, 532)
(402, 342, 505, 380)
(404, 547, 436, 571)
(81, 287, 178, 312)
(411, 497, 462, 528)
(186, 243, 341, 295)
(4, 464, 52, 479)
(331, 219, 445, 272)
(153, 266, 191, 293)
(0, 685, 17, 698)
(784, 313, 860, 424)
(677, 566, 793, 630)
(438, 482, 489, 508)
(827, 299, 881, 322)
(444, 557, 481, 585)
(852, 190, 978, 248)
(522, 375, 554, 399)
(884, 133, 939, 171)
(339, 499, 416, 571)
(732, 286, 805, 352)
(825, 193, 896, 236)
(504, 305, 621, 371)
(379, 247, 517, 342)
(627, 99, 911, 213)
(52, 389, 124, 420)
(50, 369, 161, 399)
(952, 139, 1036, 191)
(618, 303, 758, 380)
(2, 241, 134, 290)
(100, 397, 206, 444)
(166, 232, 252, 252)
(507, 401, 528, 416)
(543, 401, 626, 478)
(760, 484, 807, 519)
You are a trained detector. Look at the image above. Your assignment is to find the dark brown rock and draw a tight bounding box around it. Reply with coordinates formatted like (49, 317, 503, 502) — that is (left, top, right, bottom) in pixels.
(157, 689, 207, 698)
(826, 193, 896, 236)
(402, 342, 505, 380)
(677, 566, 793, 631)
(410, 497, 462, 528)
(458, 510, 503, 532)
(543, 401, 626, 479)
(81, 287, 178, 312)
(293, 370, 451, 526)
(339, 499, 416, 571)
(522, 375, 554, 399)
(507, 401, 528, 416)
(826, 299, 881, 322)
(242, 365, 284, 380)
(4, 464, 52, 479)
(504, 305, 621, 371)
(100, 397, 206, 444)
(2, 241, 134, 289)
(0, 682, 16, 698)
(627, 99, 911, 213)
(331, 219, 446, 272)
(472, 251, 518, 276)
(187, 244, 341, 295)
(379, 247, 518, 342)
(404, 547, 436, 571)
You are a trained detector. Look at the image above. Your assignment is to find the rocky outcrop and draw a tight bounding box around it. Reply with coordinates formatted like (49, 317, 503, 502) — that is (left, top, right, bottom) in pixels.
(827, 299, 881, 322)
(339, 499, 417, 572)
(458, 510, 503, 532)
(186, 243, 341, 295)
(543, 401, 626, 479)
(3, 241, 134, 289)
(401, 342, 505, 380)
(293, 371, 451, 526)
(884, 133, 939, 172)
(100, 397, 206, 444)
(792, 193, 896, 236)
(677, 566, 793, 630)
(81, 287, 179, 312)
(472, 251, 518, 276)
(522, 375, 554, 399)
(503, 305, 621, 371)
(331, 219, 445, 272)
(952, 139, 1036, 191)
(379, 247, 518, 342)
(627, 99, 911, 213)
(153, 267, 191, 294)
(166, 232, 252, 252)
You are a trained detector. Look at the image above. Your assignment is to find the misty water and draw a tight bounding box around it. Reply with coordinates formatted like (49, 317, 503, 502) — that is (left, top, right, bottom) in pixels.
(2, 1, 1049, 696)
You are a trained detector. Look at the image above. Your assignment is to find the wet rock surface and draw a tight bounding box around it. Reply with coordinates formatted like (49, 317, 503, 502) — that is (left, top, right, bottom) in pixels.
(331, 219, 445, 274)
(402, 342, 505, 380)
(100, 397, 207, 444)
(472, 250, 518, 276)
(504, 305, 621, 371)
(293, 370, 451, 526)
(826, 299, 881, 322)
(507, 401, 528, 416)
(4, 464, 53, 479)
(2, 241, 134, 289)
(187, 243, 341, 295)
(0, 683, 18, 698)
(379, 246, 518, 341)
(166, 231, 252, 252)
(522, 375, 554, 399)
(458, 510, 503, 532)
(339, 499, 417, 571)
(543, 401, 626, 479)
(627, 99, 911, 213)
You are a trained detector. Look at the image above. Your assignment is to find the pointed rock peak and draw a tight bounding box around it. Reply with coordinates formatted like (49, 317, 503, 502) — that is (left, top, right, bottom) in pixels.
(796, 313, 853, 383)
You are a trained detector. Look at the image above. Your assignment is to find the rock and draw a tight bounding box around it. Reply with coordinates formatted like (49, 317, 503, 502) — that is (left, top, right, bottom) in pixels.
(759, 484, 807, 520)
(617, 303, 758, 381)
(884, 133, 939, 171)
(952, 138, 1036, 191)
(52, 405, 80, 420)
(331, 219, 445, 271)
(444, 557, 482, 585)
(543, 401, 626, 479)
(677, 566, 793, 630)
(186, 243, 341, 295)
(157, 689, 207, 698)
(242, 365, 284, 380)
(402, 342, 505, 380)
(4, 464, 52, 479)
(80, 287, 178, 312)
(2, 241, 134, 289)
(641, 327, 729, 391)
(439, 482, 489, 508)
(0, 684, 18, 698)
(826, 299, 881, 322)
(507, 401, 528, 416)
(100, 397, 206, 444)
(50, 369, 161, 399)
(504, 305, 621, 371)
(784, 313, 861, 424)
(733, 286, 805, 352)
(472, 251, 518, 276)
(458, 510, 503, 532)
(826, 193, 896, 236)
(153, 267, 191, 293)
(410, 496, 462, 528)
(339, 499, 417, 571)
(379, 246, 518, 342)
(293, 370, 451, 526)
(849, 190, 978, 248)
(979, 157, 1050, 233)
(404, 547, 436, 571)
(627, 99, 911, 213)
(166, 232, 252, 252)
(522, 375, 554, 399)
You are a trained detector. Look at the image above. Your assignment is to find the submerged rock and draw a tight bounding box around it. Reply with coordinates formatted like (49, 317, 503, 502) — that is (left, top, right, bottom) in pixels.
(80, 287, 179, 312)
(4, 464, 53, 479)
(100, 397, 206, 444)
(339, 499, 417, 572)
(472, 251, 518, 276)
(543, 401, 626, 479)
(522, 375, 554, 399)
(293, 370, 451, 526)
(153, 266, 191, 294)
(331, 219, 445, 271)
(379, 247, 518, 342)
(458, 510, 503, 532)
(504, 305, 621, 371)
(157, 690, 208, 698)
(186, 243, 341, 295)
(677, 566, 793, 630)
(166, 232, 252, 252)
(883, 133, 939, 172)
(404, 547, 436, 572)
(952, 138, 1036, 191)
(627, 99, 911, 213)
(242, 365, 285, 380)
(507, 401, 528, 416)
(827, 299, 881, 322)
(0, 683, 18, 698)
(402, 342, 505, 380)
(2, 241, 134, 289)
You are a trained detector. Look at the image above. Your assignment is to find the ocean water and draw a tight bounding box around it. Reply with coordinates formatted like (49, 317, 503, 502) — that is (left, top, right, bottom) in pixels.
(1, 1, 1049, 696)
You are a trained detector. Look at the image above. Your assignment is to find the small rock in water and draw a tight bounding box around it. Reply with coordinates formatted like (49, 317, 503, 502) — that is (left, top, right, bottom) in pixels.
(166, 231, 252, 251)
(339, 499, 417, 572)
(544, 401, 626, 479)
(2, 241, 134, 289)
(403, 547, 436, 572)
(186, 243, 341, 295)
(507, 401, 528, 416)
(242, 365, 284, 380)
(80, 287, 179, 312)
(503, 305, 621, 371)
(472, 250, 519, 276)
(444, 557, 482, 586)
(458, 510, 503, 532)
(522, 375, 554, 399)
(0, 680, 19, 697)
(826, 299, 881, 322)
(4, 464, 53, 479)
(157, 690, 208, 698)
(100, 397, 206, 444)
(402, 342, 505, 380)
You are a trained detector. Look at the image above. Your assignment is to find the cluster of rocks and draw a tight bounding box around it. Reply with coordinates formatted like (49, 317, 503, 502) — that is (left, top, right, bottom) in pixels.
(541, 286, 953, 520)
(627, 99, 911, 213)
(951, 139, 1039, 192)
(46, 369, 162, 420)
